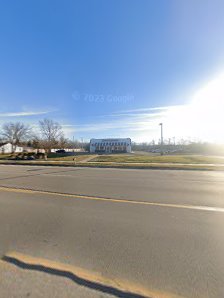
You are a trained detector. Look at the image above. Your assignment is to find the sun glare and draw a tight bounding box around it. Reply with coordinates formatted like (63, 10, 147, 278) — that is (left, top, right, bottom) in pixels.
(189, 73, 224, 142)
(164, 73, 224, 143)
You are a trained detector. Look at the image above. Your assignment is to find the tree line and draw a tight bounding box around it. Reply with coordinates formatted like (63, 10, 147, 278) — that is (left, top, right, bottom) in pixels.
(0, 119, 86, 153)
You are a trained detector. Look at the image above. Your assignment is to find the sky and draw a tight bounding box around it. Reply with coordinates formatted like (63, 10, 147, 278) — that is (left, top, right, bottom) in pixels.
(0, 0, 224, 143)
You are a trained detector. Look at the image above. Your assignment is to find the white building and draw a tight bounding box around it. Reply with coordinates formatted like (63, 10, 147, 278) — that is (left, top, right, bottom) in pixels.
(0, 142, 24, 154)
(90, 138, 131, 153)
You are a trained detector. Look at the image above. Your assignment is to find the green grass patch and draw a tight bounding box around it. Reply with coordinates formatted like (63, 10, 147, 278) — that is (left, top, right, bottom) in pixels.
(0, 154, 12, 160)
(47, 153, 95, 162)
(91, 154, 224, 164)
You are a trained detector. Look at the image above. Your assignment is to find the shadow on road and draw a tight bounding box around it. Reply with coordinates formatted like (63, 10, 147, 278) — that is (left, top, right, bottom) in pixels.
(2, 255, 149, 298)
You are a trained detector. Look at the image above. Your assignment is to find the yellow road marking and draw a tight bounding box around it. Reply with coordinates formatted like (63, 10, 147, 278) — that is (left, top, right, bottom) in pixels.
(2, 251, 182, 298)
(0, 186, 223, 213)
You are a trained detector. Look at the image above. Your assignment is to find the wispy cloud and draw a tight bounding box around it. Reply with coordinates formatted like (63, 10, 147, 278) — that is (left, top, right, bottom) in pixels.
(61, 105, 174, 138)
(104, 111, 167, 119)
(112, 105, 184, 114)
(0, 110, 55, 117)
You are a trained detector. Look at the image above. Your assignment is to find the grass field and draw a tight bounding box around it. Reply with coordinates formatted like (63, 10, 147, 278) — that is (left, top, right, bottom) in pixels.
(91, 154, 224, 164)
(0, 154, 11, 160)
(0, 153, 224, 171)
(0, 153, 95, 163)
(47, 153, 96, 162)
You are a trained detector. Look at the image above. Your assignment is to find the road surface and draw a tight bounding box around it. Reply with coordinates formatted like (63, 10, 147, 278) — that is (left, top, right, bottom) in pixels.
(0, 165, 224, 298)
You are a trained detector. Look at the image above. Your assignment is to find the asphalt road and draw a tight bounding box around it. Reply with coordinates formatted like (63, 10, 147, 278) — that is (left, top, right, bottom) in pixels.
(0, 165, 224, 298)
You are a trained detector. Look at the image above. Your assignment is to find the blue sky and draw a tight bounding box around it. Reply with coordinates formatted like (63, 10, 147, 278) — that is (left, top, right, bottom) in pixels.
(1, 0, 224, 142)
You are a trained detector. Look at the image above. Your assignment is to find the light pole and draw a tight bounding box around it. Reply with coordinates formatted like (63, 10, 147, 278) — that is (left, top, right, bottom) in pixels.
(159, 123, 163, 155)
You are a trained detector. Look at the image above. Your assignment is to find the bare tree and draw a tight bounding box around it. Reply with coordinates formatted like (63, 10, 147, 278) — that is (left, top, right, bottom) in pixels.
(30, 135, 42, 150)
(1, 122, 31, 152)
(39, 119, 64, 152)
(58, 135, 70, 149)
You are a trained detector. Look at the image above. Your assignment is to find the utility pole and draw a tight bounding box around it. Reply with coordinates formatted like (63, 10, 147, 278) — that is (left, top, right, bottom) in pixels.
(159, 123, 163, 155)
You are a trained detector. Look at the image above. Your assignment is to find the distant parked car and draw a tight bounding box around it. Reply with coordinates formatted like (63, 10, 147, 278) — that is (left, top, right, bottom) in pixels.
(56, 149, 66, 153)
(26, 156, 35, 160)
